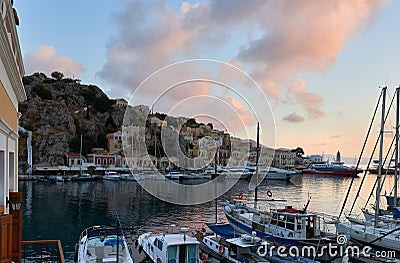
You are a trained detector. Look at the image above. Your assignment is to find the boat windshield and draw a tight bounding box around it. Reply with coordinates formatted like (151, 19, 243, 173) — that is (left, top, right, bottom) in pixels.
(186, 244, 197, 262)
(167, 245, 177, 262)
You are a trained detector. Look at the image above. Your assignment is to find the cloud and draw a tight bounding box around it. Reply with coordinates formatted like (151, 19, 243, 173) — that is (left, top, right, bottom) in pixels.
(98, 0, 385, 116)
(24, 45, 85, 77)
(283, 112, 305, 123)
(286, 79, 325, 118)
(330, 135, 340, 139)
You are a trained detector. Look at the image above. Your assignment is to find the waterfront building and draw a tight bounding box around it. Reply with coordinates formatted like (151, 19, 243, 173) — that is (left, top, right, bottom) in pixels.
(272, 148, 294, 168)
(106, 130, 122, 153)
(65, 152, 86, 167)
(306, 154, 324, 164)
(86, 149, 117, 168)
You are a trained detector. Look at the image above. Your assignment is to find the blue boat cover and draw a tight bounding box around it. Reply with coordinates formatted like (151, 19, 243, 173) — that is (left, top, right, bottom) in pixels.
(394, 207, 400, 219)
(206, 223, 244, 239)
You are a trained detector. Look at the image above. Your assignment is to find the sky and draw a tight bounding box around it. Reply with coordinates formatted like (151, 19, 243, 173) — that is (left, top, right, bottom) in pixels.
(13, 0, 400, 159)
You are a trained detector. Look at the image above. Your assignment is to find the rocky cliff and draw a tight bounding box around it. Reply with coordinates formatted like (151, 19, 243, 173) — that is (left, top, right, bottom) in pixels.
(18, 72, 128, 166)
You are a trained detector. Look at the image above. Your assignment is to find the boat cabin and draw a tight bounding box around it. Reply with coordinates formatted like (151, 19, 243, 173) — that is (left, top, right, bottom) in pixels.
(139, 232, 200, 263)
(269, 207, 321, 239)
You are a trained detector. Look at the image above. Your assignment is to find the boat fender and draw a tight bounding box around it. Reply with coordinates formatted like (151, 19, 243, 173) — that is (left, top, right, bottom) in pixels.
(138, 245, 143, 254)
(73, 243, 78, 263)
(224, 205, 232, 214)
(200, 253, 207, 263)
(134, 239, 138, 247)
(267, 190, 272, 197)
(219, 244, 225, 254)
(157, 258, 162, 263)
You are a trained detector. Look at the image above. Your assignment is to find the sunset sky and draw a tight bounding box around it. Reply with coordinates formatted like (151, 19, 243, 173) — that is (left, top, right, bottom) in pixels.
(14, 0, 400, 159)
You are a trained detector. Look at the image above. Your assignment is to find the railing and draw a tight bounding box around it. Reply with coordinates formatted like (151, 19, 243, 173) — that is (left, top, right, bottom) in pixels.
(21, 240, 65, 263)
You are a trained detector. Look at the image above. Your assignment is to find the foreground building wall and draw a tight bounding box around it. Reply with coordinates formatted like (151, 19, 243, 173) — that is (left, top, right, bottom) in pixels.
(0, 0, 26, 261)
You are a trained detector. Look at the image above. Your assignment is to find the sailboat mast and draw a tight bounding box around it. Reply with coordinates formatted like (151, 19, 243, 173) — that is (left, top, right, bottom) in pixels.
(395, 87, 399, 208)
(80, 134, 83, 174)
(254, 122, 260, 209)
(214, 147, 218, 224)
(376, 87, 386, 227)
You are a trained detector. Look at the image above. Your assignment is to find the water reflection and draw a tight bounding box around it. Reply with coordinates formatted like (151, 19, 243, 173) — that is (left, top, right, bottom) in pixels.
(20, 173, 390, 261)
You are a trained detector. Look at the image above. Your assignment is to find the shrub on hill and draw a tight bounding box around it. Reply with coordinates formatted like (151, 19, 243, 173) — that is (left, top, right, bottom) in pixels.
(32, 84, 52, 100)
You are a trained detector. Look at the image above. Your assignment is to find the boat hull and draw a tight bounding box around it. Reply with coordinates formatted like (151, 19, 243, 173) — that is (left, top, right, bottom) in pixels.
(336, 222, 400, 252)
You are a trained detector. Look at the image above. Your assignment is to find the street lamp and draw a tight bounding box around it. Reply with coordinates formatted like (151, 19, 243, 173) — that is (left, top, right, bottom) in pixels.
(6, 196, 22, 211)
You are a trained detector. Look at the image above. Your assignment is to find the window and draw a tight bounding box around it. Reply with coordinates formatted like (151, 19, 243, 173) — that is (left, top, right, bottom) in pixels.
(0, 151, 4, 202)
(9, 153, 14, 191)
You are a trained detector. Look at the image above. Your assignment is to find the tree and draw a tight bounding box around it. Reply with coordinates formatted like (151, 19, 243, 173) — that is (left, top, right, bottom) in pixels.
(291, 147, 305, 157)
(88, 165, 96, 175)
(20, 163, 29, 175)
(51, 71, 64, 80)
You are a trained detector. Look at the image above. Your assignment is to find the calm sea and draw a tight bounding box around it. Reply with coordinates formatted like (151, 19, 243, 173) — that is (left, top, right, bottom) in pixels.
(19, 173, 395, 261)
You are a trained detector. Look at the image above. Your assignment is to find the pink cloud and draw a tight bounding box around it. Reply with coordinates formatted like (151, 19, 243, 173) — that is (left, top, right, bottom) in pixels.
(287, 79, 325, 118)
(24, 45, 85, 77)
(98, 0, 385, 119)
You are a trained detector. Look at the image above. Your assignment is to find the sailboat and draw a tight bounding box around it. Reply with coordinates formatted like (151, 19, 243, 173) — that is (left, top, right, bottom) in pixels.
(335, 87, 400, 252)
(72, 135, 95, 181)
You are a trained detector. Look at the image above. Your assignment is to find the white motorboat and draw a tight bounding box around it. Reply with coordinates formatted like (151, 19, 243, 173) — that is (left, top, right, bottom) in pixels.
(75, 225, 133, 263)
(104, 171, 121, 181)
(164, 171, 186, 180)
(221, 166, 253, 179)
(138, 228, 201, 263)
(256, 166, 298, 181)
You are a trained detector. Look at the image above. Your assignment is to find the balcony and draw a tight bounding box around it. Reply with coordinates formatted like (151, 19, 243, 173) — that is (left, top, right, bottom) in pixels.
(21, 240, 65, 263)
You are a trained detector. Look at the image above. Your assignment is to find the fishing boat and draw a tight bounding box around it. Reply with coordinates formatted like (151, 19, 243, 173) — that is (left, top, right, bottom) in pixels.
(302, 163, 359, 176)
(74, 225, 133, 263)
(138, 227, 201, 263)
(224, 201, 335, 247)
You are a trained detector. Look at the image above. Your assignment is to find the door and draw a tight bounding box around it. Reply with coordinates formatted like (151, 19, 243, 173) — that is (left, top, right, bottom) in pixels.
(0, 214, 12, 263)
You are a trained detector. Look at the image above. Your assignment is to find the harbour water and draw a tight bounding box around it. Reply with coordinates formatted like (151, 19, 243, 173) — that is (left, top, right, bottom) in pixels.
(20, 173, 395, 262)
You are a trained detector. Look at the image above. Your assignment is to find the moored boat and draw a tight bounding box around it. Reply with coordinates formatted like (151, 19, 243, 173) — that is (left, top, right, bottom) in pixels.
(72, 172, 97, 181)
(103, 171, 121, 181)
(247, 166, 298, 181)
(138, 228, 201, 263)
(223, 201, 341, 262)
(303, 163, 360, 176)
(74, 225, 133, 263)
